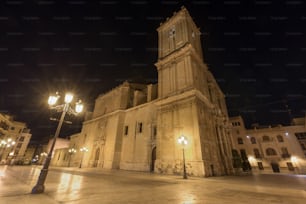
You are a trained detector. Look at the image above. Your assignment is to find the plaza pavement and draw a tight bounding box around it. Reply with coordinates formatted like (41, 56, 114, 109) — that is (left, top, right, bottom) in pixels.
(0, 165, 306, 204)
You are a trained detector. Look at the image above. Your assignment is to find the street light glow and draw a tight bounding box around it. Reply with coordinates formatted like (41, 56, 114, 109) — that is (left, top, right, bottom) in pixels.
(40, 152, 48, 157)
(80, 147, 88, 152)
(75, 100, 83, 113)
(68, 148, 77, 153)
(48, 95, 58, 105)
(64, 93, 73, 103)
(291, 156, 298, 163)
(178, 136, 188, 145)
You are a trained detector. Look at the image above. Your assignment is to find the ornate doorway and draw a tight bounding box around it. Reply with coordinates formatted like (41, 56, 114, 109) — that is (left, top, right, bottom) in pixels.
(93, 148, 100, 167)
(151, 147, 156, 172)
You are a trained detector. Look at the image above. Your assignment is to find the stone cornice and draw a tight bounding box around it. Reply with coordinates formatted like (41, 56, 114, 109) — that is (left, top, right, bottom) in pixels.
(84, 99, 158, 125)
(157, 6, 200, 34)
(154, 88, 214, 109)
(83, 109, 125, 125)
(155, 43, 204, 70)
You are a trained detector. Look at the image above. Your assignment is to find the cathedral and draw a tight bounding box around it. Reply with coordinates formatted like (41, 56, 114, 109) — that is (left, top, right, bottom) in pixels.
(52, 7, 234, 177)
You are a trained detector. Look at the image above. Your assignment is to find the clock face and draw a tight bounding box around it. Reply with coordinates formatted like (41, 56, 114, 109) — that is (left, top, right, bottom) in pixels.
(169, 27, 176, 38)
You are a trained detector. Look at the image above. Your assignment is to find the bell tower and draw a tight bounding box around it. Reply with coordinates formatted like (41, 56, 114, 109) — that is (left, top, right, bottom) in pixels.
(157, 8, 203, 60)
(155, 6, 206, 98)
(154, 7, 234, 177)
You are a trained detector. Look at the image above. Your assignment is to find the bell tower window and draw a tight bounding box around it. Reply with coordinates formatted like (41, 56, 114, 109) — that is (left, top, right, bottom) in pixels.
(168, 26, 176, 52)
(169, 27, 176, 38)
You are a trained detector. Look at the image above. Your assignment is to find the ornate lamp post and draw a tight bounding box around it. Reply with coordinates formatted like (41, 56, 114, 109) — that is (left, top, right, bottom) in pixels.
(178, 135, 188, 179)
(79, 147, 88, 168)
(31, 92, 83, 194)
(68, 148, 77, 167)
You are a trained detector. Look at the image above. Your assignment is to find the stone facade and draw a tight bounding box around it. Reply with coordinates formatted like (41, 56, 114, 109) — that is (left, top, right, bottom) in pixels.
(154, 8, 232, 176)
(230, 116, 306, 174)
(52, 7, 234, 177)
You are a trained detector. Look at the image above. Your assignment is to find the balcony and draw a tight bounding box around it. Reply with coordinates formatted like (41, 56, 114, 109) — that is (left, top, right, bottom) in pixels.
(0, 121, 9, 130)
(281, 153, 291, 158)
(262, 139, 274, 143)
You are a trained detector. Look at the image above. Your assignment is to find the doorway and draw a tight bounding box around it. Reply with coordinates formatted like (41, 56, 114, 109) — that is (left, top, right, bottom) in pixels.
(151, 147, 156, 172)
(271, 162, 280, 173)
(93, 148, 100, 167)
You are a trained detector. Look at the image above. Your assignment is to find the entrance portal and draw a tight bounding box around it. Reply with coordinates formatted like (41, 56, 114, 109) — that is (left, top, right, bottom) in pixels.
(151, 147, 156, 172)
(93, 148, 100, 167)
(271, 162, 280, 173)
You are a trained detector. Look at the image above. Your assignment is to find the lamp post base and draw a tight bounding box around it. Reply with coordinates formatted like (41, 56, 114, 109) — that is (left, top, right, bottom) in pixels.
(182, 148, 188, 179)
(31, 169, 49, 194)
(183, 166, 188, 179)
(31, 184, 45, 194)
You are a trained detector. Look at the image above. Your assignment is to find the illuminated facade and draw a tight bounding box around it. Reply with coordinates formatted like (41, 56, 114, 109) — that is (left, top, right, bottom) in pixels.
(52, 7, 234, 177)
(230, 116, 306, 174)
(0, 113, 32, 164)
(153, 7, 233, 176)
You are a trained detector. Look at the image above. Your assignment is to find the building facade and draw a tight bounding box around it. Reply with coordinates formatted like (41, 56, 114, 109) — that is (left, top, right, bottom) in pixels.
(0, 113, 32, 164)
(52, 7, 234, 177)
(50, 136, 77, 167)
(230, 116, 306, 174)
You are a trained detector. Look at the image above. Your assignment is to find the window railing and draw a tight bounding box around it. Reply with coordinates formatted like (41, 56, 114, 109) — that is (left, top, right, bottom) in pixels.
(255, 154, 262, 159)
(281, 153, 291, 158)
(262, 138, 274, 142)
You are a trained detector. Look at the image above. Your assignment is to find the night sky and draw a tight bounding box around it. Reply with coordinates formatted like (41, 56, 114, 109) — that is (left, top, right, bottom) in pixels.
(1, 0, 306, 142)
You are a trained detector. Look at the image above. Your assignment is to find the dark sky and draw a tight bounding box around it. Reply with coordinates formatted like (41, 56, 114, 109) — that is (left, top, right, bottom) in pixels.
(1, 0, 306, 142)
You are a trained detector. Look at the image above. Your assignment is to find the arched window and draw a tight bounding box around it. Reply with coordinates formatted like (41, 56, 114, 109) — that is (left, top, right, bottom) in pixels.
(266, 148, 277, 156)
(277, 135, 284, 142)
(254, 148, 261, 158)
(262, 135, 270, 142)
(251, 137, 256, 144)
(237, 137, 243, 144)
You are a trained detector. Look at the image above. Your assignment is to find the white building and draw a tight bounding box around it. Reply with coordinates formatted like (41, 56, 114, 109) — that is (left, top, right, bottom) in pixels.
(230, 116, 306, 174)
(0, 113, 32, 164)
(51, 7, 234, 177)
(50, 135, 78, 167)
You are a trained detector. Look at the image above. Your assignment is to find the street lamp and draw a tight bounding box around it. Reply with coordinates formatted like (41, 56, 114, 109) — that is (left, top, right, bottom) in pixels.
(68, 148, 77, 167)
(31, 92, 83, 194)
(40, 152, 48, 165)
(291, 156, 299, 173)
(79, 147, 88, 168)
(178, 135, 188, 179)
